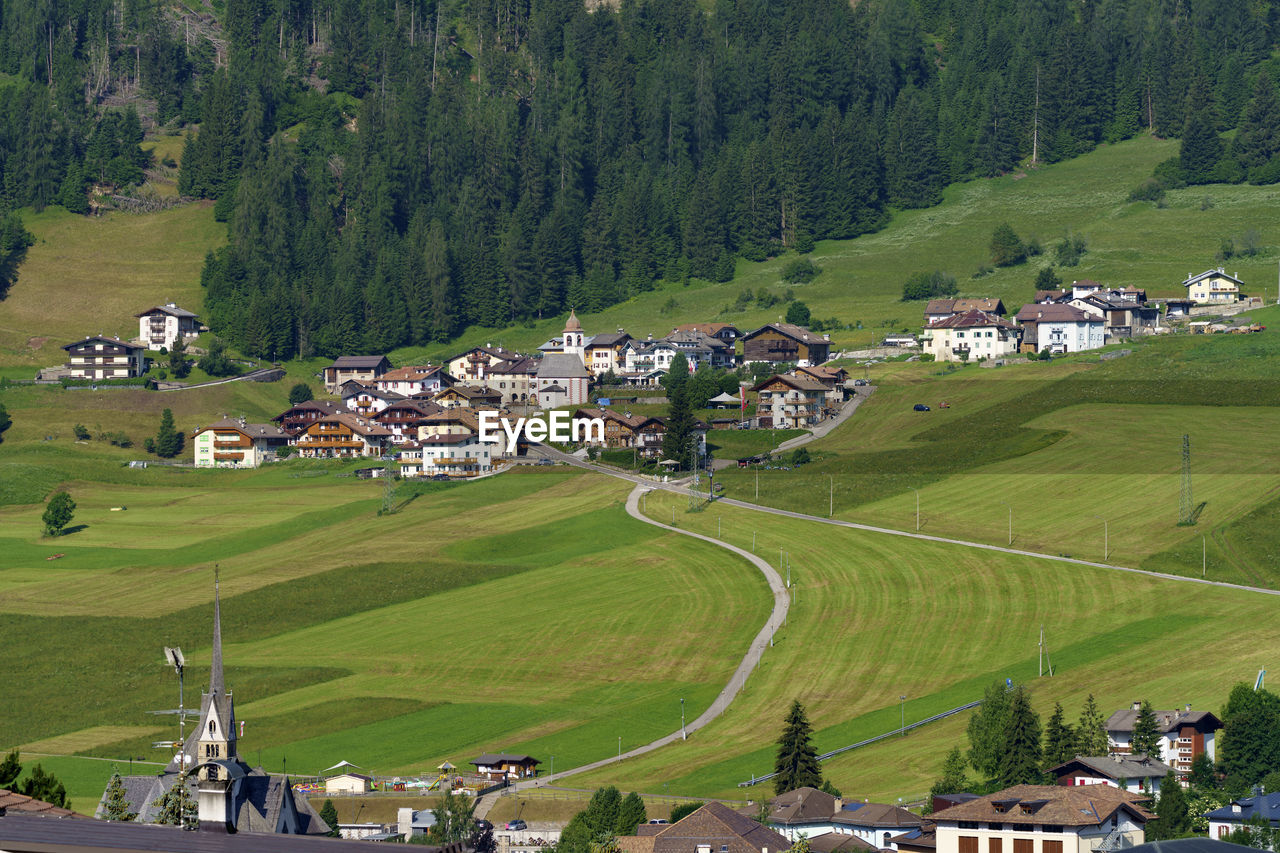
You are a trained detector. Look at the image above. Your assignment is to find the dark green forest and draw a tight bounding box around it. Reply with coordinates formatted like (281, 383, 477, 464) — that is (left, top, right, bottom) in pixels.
(4, 0, 1280, 356)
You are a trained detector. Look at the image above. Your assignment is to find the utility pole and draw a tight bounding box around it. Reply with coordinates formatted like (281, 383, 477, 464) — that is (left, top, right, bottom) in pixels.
(1203, 533, 1207, 577)
(913, 489, 920, 531)
(828, 474, 833, 518)
(1007, 504, 1013, 546)
(899, 695, 906, 736)
(1031, 65, 1041, 165)
(1094, 515, 1109, 561)
(681, 698, 686, 740)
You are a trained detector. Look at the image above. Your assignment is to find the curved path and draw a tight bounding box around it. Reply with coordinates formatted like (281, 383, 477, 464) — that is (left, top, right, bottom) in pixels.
(476, 484, 790, 816)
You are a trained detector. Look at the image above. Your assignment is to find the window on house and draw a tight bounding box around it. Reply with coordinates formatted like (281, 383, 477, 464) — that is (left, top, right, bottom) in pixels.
(1043, 842, 1062, 853)
(959, 836, 979, 853)
(1012, 840, 1032, 853)
(989, 838, 1002, 853)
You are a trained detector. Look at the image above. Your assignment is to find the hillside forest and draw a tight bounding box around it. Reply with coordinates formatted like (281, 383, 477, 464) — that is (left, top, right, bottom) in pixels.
(4, 0, 1280, 356)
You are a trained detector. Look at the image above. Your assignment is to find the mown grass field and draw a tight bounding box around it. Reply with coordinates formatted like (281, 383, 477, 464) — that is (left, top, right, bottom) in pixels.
(1, 465, 769, 806)
(0, 203, 224, 370)
(565, 489, 1280, 803)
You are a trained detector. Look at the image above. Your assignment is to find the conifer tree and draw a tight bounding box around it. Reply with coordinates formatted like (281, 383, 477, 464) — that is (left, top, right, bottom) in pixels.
(989, 224, 1027, 267)
(0, 749, 20, 787)
(153, 781, 197, 830)
(616, 792, 647, 836)
(20, 764, 69, 808)
(929, 747, 972, 807)
(1180, 81, 1225, 184)
(1234, 72, 1280, 172)
(968, 681, 1013, 781)
(319, 799, 339, 836)
(1149, 773, 1191, 840)
(168, 336, 191, 379)
(1042, 703, 1077, 771)
(0, 402, 10, 444)
(103, 773, 138, 821)
(774, 700, 823, 795)
(1131, 701, 1163, 759)
(155, 408, 182, 459)
(661, 353, 696, 469)
(997, 685, 1043, 787)
(1076, 695, 1109, 756)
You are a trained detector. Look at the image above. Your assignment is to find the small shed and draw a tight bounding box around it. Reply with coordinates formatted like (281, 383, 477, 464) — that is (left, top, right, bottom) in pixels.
(325, 772, 373, 795)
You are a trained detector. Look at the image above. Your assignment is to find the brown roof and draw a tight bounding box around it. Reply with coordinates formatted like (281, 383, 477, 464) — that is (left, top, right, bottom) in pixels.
(194, 419, 290, 440)
(0, 789, 86, 818)
(619, 802, 790, 853)
(807, 833, 878, 853)
(564, 309, 583, 332)
(272, 400, 345, 421)
(315, 413, 393, 436)
(1104, 708, 1222, 734)
(769, 787, 838, 825)
(930, 784, 1152, 828)
(832, 802, 922, 829)
(673, 323, 739, 336)
(1014, 303, 1101, 324)
(436, 385, 502, 401)
(1050, 754, 1173, 781)
(928, 310, 1016, 330)
(744, 323, 828, 346)
(752, 374, 828, 393)
(924, 298, 1006, 316)
(379, 365, 443, 382)
(488, 357, 541, 375)
(326, 355, 391, 370)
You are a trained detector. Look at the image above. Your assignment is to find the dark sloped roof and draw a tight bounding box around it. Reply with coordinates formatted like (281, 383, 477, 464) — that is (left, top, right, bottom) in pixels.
(931, 784, 1152, 827)
(645, 802, 790, 853)
(471, 753, 539, 765)
(806, 832, 878, 853)
(1014, 303, 1102, 324)
(929, 309, 1017, 330)
(834, 802, 922, 828)
(136, 304, 198, 318)
(0, 789, 86, 818)
(1205, 791, 1280, 825)
(744, 323, 828, 345)
(768, 787, 838, 825)
(1128, 840, 1260, 853)
(63, 335, 145, 351)
(326, 355, 391, 370)
(1105, 708, 1223, 734)
(1049, 754, 1172, 780)
(537, 353, 590, 378)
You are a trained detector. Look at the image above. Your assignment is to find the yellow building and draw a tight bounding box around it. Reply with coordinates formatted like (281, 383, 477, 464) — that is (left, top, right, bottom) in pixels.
(1182, 268, 1242, 304)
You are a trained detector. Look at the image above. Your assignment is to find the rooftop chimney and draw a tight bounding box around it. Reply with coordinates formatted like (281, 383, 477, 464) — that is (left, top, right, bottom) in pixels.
(198, 769, 236, 833)
(1132, 701, 1142, 711)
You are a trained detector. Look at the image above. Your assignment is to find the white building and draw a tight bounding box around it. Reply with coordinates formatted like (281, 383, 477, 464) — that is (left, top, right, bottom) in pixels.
(418, 433, 493, 475)
(374, 365, 451, 396)
(136, 303, 200, 351)
(1205, 792, 1280, 843)
(1048, 755, 1172, 796)
(1014, 303, 1105, 354)
(535, 353, 590, 408)
(1104, 703, 1221, 779)
(193, 418, 290, 468)
(921, 310, 1021, 362)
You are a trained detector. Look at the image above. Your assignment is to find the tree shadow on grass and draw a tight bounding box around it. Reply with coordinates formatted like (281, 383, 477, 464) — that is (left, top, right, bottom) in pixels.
(56, 524, 89, 536)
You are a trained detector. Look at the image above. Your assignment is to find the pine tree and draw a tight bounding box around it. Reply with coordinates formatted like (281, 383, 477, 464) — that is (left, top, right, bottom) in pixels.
(773, 699, 823, 795)
(929, 746, 972, 807)
(319, 799, 339, 836)
(1180, 81, 1225, 184)
(1188, 752, 1217, 790)
(0, 402, 10, 444)
(1131, 701, 1163, 759)
(616, 792, 647, 836)
(0, 749, 21, 787)
(661, 353, 696, 469)
(20, 764, 69, 808)
(997, 684, 1043, 787)
(1076, 695, 1109, 756)
(153, 781, 197, 830)
(989, 224, 1026, 267)
(168, 336, 191, 378)
(103, 773, 138, 821)
(1149, 773, 1191, 840)
(968, 681, 1014, 781)
(1043, 703, 1077, 771)
(154, 408, 182, 458)
(1234, 72, 1280, 172)
(289, 383, 313, 405)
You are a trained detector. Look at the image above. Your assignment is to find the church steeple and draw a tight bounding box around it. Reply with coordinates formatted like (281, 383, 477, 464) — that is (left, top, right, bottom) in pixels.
(196, 568, 236, 776)
(210, 568, 224, 696)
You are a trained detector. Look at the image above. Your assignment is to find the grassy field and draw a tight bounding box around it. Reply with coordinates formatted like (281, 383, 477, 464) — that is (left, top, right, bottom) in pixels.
(1, 465, 770, 805)
(0, 203, 224, 369)
(562, 489, 1280, 802)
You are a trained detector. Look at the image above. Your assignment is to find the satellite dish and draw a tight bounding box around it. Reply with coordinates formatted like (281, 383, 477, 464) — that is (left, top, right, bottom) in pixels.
(164, 647, 185, 670)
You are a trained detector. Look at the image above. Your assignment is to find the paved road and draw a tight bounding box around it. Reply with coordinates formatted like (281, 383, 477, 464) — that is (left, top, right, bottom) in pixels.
(775, 386, 874, 453)
(476, 483, 790, 817)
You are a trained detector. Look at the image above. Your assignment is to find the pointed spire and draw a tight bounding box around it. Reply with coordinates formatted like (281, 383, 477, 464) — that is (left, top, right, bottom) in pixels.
(210, 566, 224, 696)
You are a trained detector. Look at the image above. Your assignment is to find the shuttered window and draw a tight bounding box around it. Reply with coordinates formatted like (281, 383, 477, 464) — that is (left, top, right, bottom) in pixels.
(1044, 841, 1063, 853)
(959, 837, 979, 853)
(1013, 839, 1033, 853)
(990, 838, 1003, 853)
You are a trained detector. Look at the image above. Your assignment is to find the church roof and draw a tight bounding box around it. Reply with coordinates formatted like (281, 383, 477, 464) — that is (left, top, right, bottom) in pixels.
(564, 309, 582, 332)
(537, 353, 589, 379)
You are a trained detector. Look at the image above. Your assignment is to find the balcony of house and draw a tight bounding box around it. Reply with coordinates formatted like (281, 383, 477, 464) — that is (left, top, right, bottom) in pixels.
(213, 452, 246, 463)
(299, 437, 366, 451)
(951, 345, 971, 356)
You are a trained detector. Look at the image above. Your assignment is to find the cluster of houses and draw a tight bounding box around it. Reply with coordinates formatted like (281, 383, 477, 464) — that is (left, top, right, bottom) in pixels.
(882, 269, 1250, 362)
(189, 312, 852, 474)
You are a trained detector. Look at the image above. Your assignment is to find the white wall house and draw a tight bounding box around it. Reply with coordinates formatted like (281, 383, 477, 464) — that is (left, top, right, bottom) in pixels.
(1015, 304, 1105, 354)
(921, 310, 1020, 362)
(1205, 793, 1280, 843)
(931, 785, 1150, 853)
(136, 303, 200, 351)
(1104, 704, 1221, 779)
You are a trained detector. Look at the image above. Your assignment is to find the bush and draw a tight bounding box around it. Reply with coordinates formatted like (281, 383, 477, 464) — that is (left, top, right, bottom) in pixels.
(1152, 157, 1187, 189)
(785, 301, 811, 326)
(1054, 234, 1088, 267)
(972, 264, 995, 279)
(289, 383, 314, 405)
(901, 270, 958, 301)
(1035, 267, 1062, 290)
(197, 338, 240, 377)
(73, 424, 90, 441)
(990, 223, 1027, 267)
(782, 257, 821, 284)
(789, 447, 810, 466)
(1129, 178, 1167, 203)
(1248, 156, 1280, 185)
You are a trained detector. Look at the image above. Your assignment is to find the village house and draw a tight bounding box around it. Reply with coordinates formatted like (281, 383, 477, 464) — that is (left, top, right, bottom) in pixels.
(1048, 755, 1172, 796)
(374, 365, 452, 396)
(752, 374, 829, 429)
(1182, 268, 1243, 304)
(765, 788, 923, 850)
(921, 310, 1021, 362)
(584, 330, 634, 376)
(323, 355, 392, 393)
(340, 381, 405, 416)
(272, 400, 346, 436)
(63, 335, 148, 380)
(482, 356, 540, 405)
(1068, 280, 1107, 300)
(615, 802, 790, 853)
(623, 338, 682, 374)
(1204, 792, 1280, 841)
(1071, 294, 1160, 340)
(923, 298, 1007, 326)
(135, 303, 200, 351)
(1105, 703, 1221, 779)
(433, 384, 503, 410)
(413, 433, 494, 476)
(293, 413, 392, 458)
(666, 329, 737, 369)
(742, 323, 831, 367)
(673, 322, 742, 344)
(573, 407, 649, 450)
(95, 581, 330, 835)
(1014, 304, 1105, 354)
(446, 345, 520, 382)
(193, 418, 291, 468)
(470, 754, 540, 782)
(930, 784, 1152, 853)
(794, 365, 850, 407)
(372, 399, 445, 443)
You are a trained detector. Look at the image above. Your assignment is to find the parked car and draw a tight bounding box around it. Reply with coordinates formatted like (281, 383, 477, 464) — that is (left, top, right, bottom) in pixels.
(506, 820, 527, 831)
(853, 379, 868, 386)
(913, 403, 930, 412)
(536, 458, 554, 466)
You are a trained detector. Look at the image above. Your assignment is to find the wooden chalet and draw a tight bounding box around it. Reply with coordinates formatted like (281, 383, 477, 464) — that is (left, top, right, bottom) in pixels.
(193, 418, 290, 468)
(62, 336, 147, 379)
(373, 399, 446, 442)
(752, 373, 828, 429)
(446, 346, 519, 382)
(470, 753, 540, 782)
(322, 355, 391, 393)
(294, 413, 392, 458)
(741, 324, 830, 366)
(433, 384, 504, 410)
(272, 400, 346, 436)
